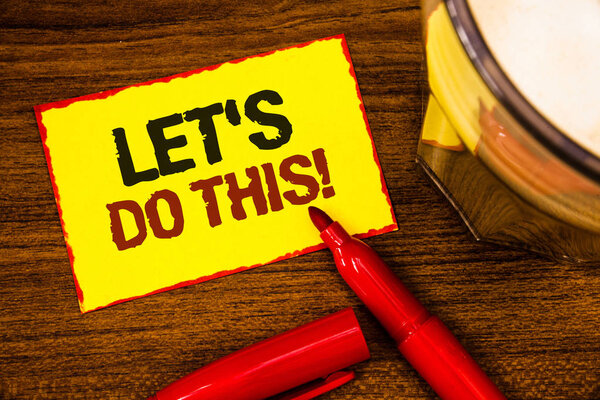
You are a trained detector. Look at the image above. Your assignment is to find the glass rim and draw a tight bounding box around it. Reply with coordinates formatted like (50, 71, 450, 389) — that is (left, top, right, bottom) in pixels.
(445, 0, 600, 184)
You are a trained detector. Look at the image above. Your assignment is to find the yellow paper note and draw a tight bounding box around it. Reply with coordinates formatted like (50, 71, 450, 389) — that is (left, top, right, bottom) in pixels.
(35, 35, 397, 313)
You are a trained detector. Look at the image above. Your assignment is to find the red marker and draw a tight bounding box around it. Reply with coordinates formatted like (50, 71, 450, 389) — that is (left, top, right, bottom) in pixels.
(308, 206, 506, 400)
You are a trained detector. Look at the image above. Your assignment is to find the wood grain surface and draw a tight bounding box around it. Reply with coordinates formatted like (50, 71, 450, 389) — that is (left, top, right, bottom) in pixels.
(1, 1, 599, 399)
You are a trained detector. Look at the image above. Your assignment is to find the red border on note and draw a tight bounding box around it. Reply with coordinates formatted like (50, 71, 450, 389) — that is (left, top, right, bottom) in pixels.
(34, 34, 398, 313)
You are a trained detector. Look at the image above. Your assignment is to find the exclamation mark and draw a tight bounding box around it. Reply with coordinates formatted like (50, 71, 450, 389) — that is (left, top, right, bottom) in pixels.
(312, 148, 335, 199)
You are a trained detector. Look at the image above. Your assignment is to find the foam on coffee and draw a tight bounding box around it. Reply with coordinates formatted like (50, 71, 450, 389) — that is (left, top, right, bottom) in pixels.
(468, 0, 600, 157)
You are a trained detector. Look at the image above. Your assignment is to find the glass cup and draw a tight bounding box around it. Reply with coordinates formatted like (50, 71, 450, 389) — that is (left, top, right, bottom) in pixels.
(419, 0, 600, 261)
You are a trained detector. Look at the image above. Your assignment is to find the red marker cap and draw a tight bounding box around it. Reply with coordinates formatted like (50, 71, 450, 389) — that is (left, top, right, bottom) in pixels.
(147, 307, 370, 400)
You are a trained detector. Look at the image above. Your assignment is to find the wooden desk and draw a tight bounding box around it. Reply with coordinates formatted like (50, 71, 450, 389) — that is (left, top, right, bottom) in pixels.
(1, 1, 599, 398)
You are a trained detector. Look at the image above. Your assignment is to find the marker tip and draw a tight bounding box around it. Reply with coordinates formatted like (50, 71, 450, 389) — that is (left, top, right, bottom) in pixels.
(308, 206, 334, 232)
